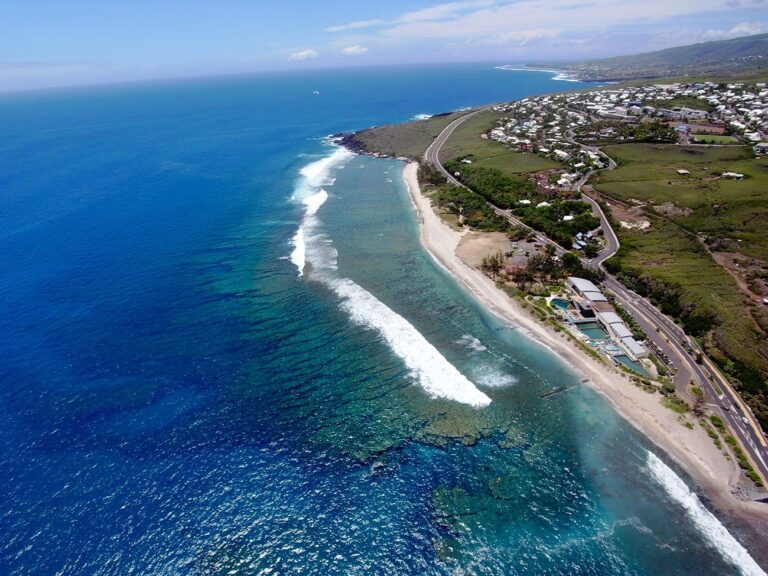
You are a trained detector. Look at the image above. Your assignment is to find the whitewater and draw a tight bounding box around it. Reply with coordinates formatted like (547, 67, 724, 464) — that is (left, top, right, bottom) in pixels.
(646, 451, 765, 576)
(289, 147, 491, 408)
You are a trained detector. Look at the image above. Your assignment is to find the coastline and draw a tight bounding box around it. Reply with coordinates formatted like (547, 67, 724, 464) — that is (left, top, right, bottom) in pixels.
(402, 162, 768, 532)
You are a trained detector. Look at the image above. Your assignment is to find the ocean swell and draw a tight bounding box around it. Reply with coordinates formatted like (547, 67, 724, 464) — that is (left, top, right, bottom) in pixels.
(289, 147, 491, 407)
(646, 451, 765, 576)
(332, 278, 492, 407)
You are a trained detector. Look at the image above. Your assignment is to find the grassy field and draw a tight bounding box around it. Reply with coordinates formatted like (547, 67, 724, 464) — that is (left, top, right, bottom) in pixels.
(438, 109, 560, 176)
(596, 144, 768, 257)
(691, 134, 740, 144)
(649, 96, 714, 111)
(344, 111, 468, 160)
(592, 143, 768, 427)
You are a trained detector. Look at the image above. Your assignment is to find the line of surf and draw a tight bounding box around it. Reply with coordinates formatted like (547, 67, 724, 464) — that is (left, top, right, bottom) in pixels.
(332, 278, 491, 407)
(288, 147, 490, 407)
(646, 451, 765, 576)
(495, 65, 579, 82)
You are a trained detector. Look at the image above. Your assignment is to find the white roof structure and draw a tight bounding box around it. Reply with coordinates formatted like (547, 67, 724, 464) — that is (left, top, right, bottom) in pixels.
(621, 337, 647, 358)
(612, 324, 633, 339)
(568, 277, 600, 293)
(597, 311, 623, 326)
(583, 291, 608, 302)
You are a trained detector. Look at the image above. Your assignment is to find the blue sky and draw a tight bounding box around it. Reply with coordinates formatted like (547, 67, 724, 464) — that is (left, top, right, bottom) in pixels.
(1, 0, 766, 90)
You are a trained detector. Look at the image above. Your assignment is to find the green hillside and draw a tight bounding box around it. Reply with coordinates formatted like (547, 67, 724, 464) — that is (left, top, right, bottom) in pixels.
(543, 33, 768, 81)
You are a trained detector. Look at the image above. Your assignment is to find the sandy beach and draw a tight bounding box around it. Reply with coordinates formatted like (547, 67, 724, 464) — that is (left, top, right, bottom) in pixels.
(403, 162, 768, 529)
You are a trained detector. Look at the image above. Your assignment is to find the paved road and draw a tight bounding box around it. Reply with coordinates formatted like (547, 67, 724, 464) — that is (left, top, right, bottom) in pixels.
(426, 109, 768, 489)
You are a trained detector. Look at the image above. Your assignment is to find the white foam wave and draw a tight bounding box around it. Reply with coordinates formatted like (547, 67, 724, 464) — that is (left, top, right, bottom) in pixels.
(298, 147, 354, 191)
(290, 227, 306, 277)
(457, 334, 487, 353)
(471, 365, 518, 388)
(290, 147, 353, 278)
(412, 113, 433, 120)
(495, 65, 578, 83)
(646, 451, 765, 576)
(290, 190, 331, 278)
(332, 278, 491, 407)
(287, 146, 489, 408)
(303, 189, 328, 217)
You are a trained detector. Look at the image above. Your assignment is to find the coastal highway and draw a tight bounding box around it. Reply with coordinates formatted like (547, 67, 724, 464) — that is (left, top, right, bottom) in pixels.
(423, 109, 482, 186)
(424, 110, 567, 254)
(426, 110, 768, 489)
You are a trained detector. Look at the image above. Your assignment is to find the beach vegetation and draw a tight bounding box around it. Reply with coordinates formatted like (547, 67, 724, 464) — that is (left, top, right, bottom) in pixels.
(662, 394, 690, 414)
(444, 162, 537, 209)
(724, 434, 764, 486)
(430, 184, 511, 232)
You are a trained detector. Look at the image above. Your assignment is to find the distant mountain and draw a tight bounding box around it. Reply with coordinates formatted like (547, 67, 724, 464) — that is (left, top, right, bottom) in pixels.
(541, 33, 768, 82)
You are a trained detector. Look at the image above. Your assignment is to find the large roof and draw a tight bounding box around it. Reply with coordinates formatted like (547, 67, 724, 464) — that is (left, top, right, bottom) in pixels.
(597, 311, 623, 326)
(582, 290, 608, 302)
(612, 324, 633, 339)
(621, 336, 646, 356)
(568, 277, 600, 293)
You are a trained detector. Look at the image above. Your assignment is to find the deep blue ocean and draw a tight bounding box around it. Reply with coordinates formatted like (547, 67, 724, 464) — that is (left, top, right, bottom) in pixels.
(0, 64, 765, 575)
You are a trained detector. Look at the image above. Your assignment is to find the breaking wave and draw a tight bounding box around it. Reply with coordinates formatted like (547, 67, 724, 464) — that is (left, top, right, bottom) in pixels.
(333, 279, 491, 407)
(288, 147, 491, 407)
(494, 65, 578, 83)
(471, 364, 518, 389)
(646, 451, 765, 576)
(289, 148, 353, 278)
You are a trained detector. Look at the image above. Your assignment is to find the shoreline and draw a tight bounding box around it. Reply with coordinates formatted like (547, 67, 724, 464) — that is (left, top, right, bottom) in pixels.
(402, 162, 768, 540)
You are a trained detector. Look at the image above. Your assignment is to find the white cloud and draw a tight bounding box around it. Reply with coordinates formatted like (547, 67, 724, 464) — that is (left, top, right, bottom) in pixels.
(341, 45, 369, 56)
(701, 21, 768, 40)
(326, 19, 388, 33)
(288, 49, 319, 61)
(325, 0, 498, 33)
(327, 0, 736, 48)
(379, 0, 731, 41)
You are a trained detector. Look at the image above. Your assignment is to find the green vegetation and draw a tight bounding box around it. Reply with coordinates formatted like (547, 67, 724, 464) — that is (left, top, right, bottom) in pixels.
(725, 434, 764, 486)
(505, 245, 604, 288)
(544, 33, 768, 82)
(691, 134, 740, 144)
(575, 120, 677, 145)
(649, 97, 715, 112)
(417, 163, 511, 232)
(594, 143, 768, 430)
(700, 419, 723, 449)
(662, 394, 690, 414)
(512, 202, 600, 248)
(444, 162, 537, 208)
(341, 111, 467, 160)
(445, 163, 600, 248)
(438, 109, 559, 177)
(710, 415, 725, 430)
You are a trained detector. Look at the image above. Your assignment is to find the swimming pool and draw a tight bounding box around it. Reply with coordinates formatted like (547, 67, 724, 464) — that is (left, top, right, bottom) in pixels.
(576, 321, 609, 340)
(550, 298, 570, 310)
(614, 354, 650, 377)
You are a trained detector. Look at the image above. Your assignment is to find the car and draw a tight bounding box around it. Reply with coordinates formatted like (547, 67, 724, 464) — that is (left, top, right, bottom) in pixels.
(742, 417, 749, 425)
(720, 404, 730, 411)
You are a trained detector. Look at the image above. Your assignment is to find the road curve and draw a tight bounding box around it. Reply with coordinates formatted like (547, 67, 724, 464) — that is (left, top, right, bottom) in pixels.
(424, 108, 768, 489)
